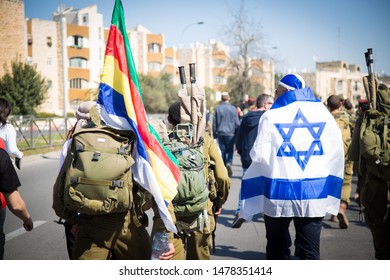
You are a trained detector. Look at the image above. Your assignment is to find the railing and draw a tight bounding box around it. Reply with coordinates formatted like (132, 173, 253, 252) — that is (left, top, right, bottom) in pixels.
(9, 114, 165, 151)
(9, 117, 76, 150)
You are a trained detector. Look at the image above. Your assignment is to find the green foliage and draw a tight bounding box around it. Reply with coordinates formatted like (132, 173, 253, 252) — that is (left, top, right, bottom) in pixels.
(35, 112, 61, 118)
(0, 59, 48, 115)
(139, 72, 179, 113)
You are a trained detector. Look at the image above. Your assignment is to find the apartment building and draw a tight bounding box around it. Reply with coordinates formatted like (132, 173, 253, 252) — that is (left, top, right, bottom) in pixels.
(0, 0, 26, 78)
(3, 2, 388, 116)
(24, 5, 105, 114)
(315, 61, 365, 103)
(26, 18, 60, 113)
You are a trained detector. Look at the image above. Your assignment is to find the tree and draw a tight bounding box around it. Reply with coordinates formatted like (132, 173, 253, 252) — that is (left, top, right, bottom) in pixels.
(0, 59, 48, 115)
(221, 1, 265, 102)
(138, 72, 179, 114)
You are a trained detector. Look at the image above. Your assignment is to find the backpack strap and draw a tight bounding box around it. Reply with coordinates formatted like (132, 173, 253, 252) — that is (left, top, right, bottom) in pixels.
(70, 177, 125, 188)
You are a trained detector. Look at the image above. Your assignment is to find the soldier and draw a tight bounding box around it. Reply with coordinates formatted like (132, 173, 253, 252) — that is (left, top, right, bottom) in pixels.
(166, 101, 230, 260)
(327, 95, 354, 229)
(53, 104, 176, 260)
(349, 84, 390, 259)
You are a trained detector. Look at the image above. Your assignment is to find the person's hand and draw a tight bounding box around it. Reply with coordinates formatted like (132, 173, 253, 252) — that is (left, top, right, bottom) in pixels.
(159, 242, 175, 260)
(23, 217, 33, 231)
(70, 223, 79, 237)
(15, 157, 21, 170)
(214, 207, 222, 216)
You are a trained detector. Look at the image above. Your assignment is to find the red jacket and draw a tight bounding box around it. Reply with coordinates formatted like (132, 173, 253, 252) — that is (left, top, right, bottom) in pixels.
(0, 138, 6, 208)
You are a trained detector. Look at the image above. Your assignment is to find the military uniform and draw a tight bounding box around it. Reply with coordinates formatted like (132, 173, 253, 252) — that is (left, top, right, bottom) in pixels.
(334, 111, 354, 206)
(348, 85, 390, 260)
(73, 186, 175, 260)
(172, 133, 230, 260)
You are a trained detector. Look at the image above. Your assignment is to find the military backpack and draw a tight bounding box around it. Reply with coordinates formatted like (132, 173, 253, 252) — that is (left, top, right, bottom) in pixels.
(359, 85, 390, 182)
(164, 123, 209, 218)
(53, 125, 136, 218)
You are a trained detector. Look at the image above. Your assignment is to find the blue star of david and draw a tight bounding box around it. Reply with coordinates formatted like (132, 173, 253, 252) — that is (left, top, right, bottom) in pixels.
(274, 109, 326, 171)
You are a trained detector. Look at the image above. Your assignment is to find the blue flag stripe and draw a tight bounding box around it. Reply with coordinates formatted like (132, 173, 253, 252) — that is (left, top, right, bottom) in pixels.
(241, 175, 342, 200)
(271, 88, 321, 109)
(98, 83, 149, 160)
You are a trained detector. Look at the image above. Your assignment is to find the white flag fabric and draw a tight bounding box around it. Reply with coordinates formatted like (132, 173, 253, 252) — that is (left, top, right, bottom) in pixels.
(239, 87, 344, 220)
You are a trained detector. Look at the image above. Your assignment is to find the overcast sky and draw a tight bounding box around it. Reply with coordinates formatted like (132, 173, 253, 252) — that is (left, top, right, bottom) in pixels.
(24, 0, 390, 75)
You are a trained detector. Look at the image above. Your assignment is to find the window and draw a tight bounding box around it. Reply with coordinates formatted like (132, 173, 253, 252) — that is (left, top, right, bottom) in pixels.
(148, 61, 162, 71)
(69, 57, 88, 68)
(251, 68, 262, 77)
(213, 76, 225, 84)
(148, 43, 161, 53)
(165, 57, 173, 65)
(27, 34, 33, 45)
(47, 57, 52, 65)
(213, 59, 225, 67)
(70, 78, 88, 89)
(82, 14, 89, 25)
(354, 81, 361, 91)
(47, 36, 52, 47)
(71, 35, 84, 48)
(337, 80, 344, 91)
(47, 80, 52, 89)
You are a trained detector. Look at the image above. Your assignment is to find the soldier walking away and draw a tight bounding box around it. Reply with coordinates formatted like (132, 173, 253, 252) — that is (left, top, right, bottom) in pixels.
(166, 101, 230, 260)
(349, 83, 390, 259)
(327, 95, 354, 229)
(349, 48, 390, 259)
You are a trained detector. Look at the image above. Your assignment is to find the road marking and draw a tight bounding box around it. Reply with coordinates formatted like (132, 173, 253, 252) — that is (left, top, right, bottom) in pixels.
(5, 220, 47, 242)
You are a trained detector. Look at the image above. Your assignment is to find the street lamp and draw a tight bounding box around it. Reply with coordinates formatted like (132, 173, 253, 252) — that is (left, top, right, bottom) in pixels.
(180, 21, 204, 48)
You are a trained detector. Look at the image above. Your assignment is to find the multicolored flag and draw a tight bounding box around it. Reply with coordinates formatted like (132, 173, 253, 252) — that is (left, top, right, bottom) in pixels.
(239, 87, 344, 220)
(97, 0, 180, 232)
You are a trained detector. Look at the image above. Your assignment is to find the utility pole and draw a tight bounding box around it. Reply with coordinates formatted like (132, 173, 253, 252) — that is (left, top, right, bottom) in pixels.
(59, 4, 68, 132)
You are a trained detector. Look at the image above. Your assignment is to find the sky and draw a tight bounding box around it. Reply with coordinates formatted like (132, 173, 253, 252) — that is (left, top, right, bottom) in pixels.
(24, 0, 390, 75)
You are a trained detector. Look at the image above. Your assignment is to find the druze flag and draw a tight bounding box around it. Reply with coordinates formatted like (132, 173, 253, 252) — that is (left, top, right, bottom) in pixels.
(97, 0, 180, 232)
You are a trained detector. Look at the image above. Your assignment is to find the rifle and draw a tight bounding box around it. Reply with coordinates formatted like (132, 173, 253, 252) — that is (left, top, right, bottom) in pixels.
(178, 66, 186, 90)
(189, 63, 197, 144)
(363, 48, 377, 109)
(208, 160, 218, 254)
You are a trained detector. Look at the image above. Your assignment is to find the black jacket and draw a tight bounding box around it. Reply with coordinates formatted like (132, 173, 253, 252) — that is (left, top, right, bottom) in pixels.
(236, 110, 266, 169)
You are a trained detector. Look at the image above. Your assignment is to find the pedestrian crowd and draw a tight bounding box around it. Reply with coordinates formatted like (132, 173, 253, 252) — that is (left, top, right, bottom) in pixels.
(1, 72, 389, 261)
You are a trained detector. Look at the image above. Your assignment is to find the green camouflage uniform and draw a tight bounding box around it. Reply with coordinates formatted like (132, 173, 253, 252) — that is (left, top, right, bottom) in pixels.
(334, 110, 354, 205)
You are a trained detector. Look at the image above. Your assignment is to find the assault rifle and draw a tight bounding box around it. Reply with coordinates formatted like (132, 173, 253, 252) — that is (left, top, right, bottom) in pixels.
(363, 48, 377, 109)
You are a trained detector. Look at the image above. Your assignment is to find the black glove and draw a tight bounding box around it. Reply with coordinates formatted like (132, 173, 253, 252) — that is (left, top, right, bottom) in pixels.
(15, 157, 21, 170)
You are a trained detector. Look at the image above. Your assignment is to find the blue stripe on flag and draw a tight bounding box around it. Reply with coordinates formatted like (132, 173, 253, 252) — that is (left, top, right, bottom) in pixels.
(97, 83, 149, 160)
(98, 83, 127, 117)
(272, 87, 321, 110)
(241, 175, 342, 200)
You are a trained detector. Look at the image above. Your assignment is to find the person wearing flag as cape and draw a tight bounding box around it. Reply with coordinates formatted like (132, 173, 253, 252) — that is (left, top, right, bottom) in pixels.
(239, 74, 344, 259)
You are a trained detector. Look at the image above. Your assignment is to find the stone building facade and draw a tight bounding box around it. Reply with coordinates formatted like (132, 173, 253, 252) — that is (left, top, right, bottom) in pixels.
(0, 0, 26, 77)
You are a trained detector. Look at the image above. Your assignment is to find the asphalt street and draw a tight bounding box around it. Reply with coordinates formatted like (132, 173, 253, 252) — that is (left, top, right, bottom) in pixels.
(3, 150, 376, 260)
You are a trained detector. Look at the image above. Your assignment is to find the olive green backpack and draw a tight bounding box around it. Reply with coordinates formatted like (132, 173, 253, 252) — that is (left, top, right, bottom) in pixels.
(164, 123, 209, 218)
(359, 85, 390, 182)
(53, 125, 136, 219)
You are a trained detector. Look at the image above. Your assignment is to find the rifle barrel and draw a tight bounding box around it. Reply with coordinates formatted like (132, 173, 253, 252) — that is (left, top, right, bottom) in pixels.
(178, 66, 186, 89)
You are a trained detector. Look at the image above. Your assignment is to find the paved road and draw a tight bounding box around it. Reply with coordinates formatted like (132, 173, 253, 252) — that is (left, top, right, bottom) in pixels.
(3, 150, 376, 260)
(211, 155, 375, 260)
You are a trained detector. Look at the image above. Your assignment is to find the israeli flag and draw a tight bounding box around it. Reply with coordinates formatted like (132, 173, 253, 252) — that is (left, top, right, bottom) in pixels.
(240, 87, 344, 220)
